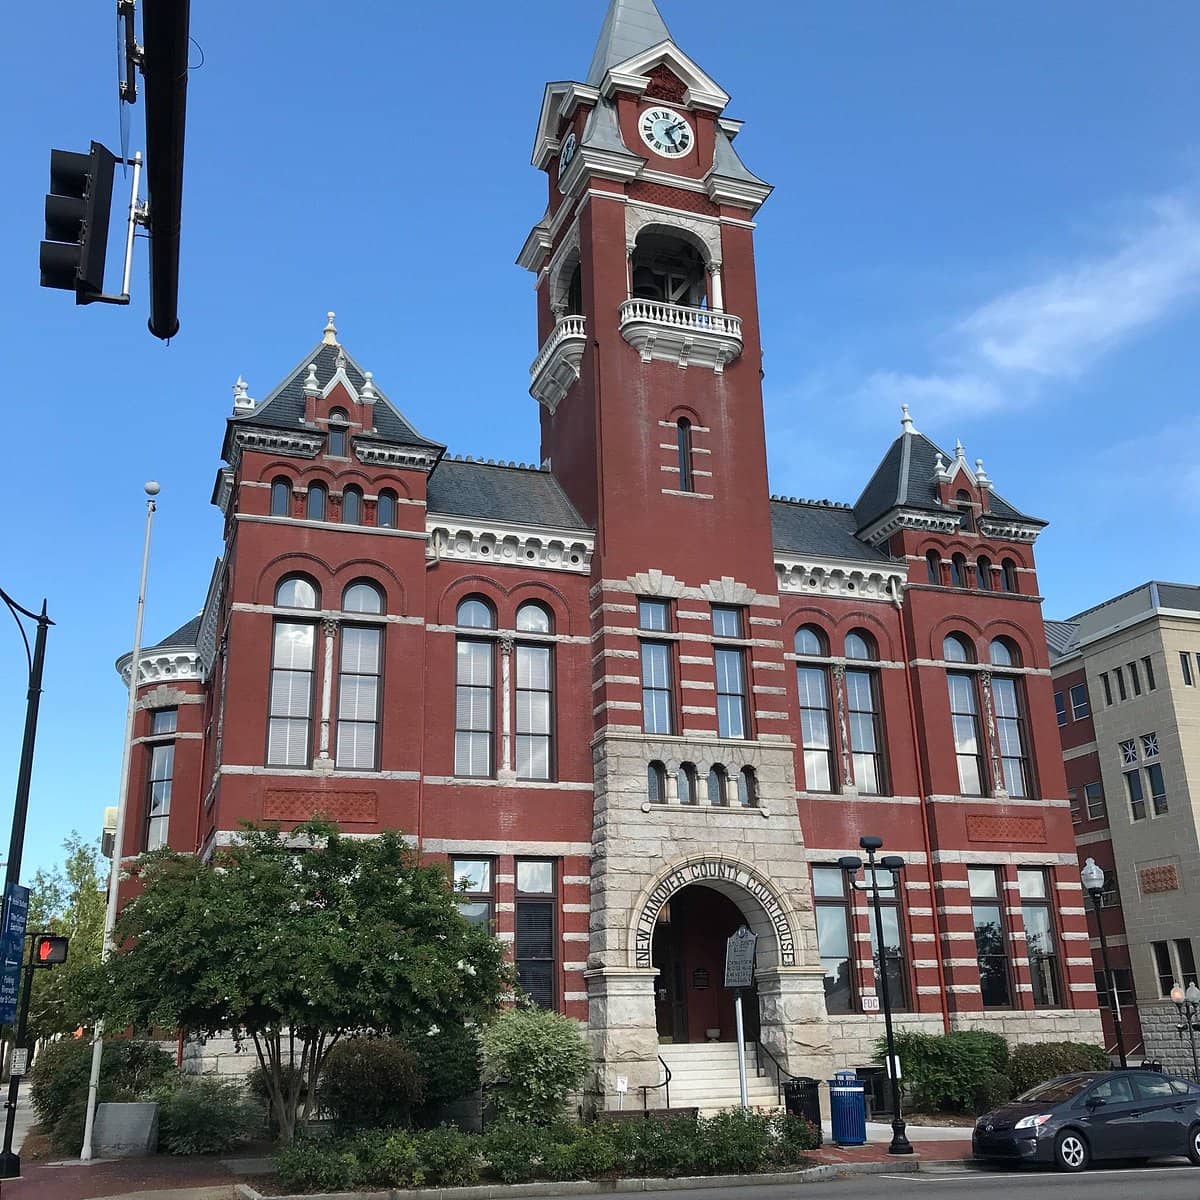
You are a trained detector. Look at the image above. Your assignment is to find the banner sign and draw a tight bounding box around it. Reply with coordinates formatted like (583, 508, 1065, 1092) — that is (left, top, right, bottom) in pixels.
(0, 884, 30, 1026)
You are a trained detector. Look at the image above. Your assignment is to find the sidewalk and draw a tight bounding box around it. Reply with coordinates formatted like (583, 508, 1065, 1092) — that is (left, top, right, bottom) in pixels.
(0, 1154, 255, 1200)
(808, 1119, 974, 1168)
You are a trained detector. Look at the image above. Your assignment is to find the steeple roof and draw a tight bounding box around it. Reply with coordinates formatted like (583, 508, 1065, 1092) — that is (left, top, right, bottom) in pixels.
(587, 0, 672, 85)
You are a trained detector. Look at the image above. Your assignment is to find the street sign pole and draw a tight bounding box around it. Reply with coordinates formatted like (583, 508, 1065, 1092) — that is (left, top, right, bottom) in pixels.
(0, 932, 35, 1178)
(725, 925, 757, 1113)
(733, 988, 749, 1110)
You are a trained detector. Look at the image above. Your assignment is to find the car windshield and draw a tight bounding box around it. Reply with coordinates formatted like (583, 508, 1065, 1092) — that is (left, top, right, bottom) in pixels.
(1016, 1077, 1093, 1104)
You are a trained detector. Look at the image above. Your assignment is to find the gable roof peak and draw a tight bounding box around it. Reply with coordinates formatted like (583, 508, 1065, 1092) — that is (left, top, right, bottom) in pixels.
(587, 0, 672, 86)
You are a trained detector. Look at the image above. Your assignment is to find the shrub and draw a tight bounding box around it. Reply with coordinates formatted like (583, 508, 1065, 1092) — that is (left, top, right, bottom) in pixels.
(539, 1122, 621, 1181)
(352, 1129, 424, 1188)
(482, 1008, 591, 1125)
(770, 1112, 820, 1164)
(274, 1139, 359, 1193)
(972, 1071, 1015, 1115)
(417, 1124, 482, 1187)
(482, 1120, 544, 1183)
(875, 1030, 1008, 1113)
(29, 1038, 175, 1151)
(1009, 1042, 1110, 1093)
(155, 1075, 259, 1154)
(700, 1109, 773, 1175)
(319, 1037, 424, 1133)
(414, 1024, 481, 1115)
(628, 1113, 704, 1177)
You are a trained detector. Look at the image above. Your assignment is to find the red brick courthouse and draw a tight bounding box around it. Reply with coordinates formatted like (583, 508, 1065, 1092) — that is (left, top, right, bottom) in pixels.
(117, 0, 1099, 1104)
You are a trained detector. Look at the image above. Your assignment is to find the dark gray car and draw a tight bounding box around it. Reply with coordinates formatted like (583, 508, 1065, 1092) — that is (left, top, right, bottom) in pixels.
(973, 1070, 1200, 1171)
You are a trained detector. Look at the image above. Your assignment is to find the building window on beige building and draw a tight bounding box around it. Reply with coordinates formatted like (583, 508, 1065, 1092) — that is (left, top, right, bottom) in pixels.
(1124, 769, 1146, 821)
(1100, 672, 1113, 706)
(1152, 939, 1199, 997)
(1143, 656, 1157, 690)
(1181, 652, 1194, 687)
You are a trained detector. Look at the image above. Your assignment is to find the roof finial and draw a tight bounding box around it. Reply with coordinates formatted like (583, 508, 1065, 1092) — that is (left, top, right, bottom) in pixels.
(900, 404, 916, 435)
(303, 362, 320, 396)
(322, 311, 338, 345)
(232, 375, 255, 413)
(360, 371, 377, 405)
(955, 438, 966, 463)
(975, 457, 992, 488)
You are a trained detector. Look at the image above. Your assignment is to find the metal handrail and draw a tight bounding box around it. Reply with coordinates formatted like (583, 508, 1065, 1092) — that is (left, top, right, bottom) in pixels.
(753, 1039, 797, 1107)
(639, 1055, 672, 1112)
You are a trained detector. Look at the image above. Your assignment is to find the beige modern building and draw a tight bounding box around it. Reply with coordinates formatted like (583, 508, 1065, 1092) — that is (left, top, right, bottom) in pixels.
(1048, 583, 1200, 1071)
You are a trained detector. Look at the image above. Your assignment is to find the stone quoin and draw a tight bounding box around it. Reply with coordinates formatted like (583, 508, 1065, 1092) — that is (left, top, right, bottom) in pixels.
(115, 0, 1101, 1097)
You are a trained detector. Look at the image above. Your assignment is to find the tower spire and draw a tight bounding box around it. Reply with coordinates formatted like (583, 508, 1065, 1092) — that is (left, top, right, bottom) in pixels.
(587, 0, 672, 85)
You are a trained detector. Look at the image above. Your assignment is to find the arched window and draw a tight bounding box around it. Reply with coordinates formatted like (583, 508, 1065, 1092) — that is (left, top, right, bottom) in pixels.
(516, 602, 553, 634)
(377, 489, 398, 529)
(795, 625, 827, 657)
(629, 230, 706, 307)
(342, 486, 363, 525)
(275, 575, 319, 610)
(707, 764, 728, 806)
(327, 408, 349, 457)
(845, 630, 876, 661)
(990, 665, 1030, 798)
(566, 263, 583, 317)
(943, 633, 973, 663)
(977, 556, 993, 591)
(306, 483, 327, 522)
(989, 637, 1019, 668)
(676, 419, 694, 492)
(343, 580, 384, 615)
(678, 762, 697, 805)
(926, 551, 942, 585)
(648, 761, 667, 804)
(950, 553, 967, 588)
(456, 596, 496, 630)
(1001, 558, 1018, 593)
(270, 477, 291, 517)
(737, 766, 758, 808)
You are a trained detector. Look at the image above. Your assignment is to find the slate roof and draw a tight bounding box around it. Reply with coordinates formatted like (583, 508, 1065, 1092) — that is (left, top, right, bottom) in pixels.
(145, 615, 203, 652)
(587, 0, 672, 85)
(853, 430, 1043, 533)
(427, 459, 590, 531)
(769, 499, 891, 563)
(227, 341, 443, 456)
(1044, 619, 1081, 662)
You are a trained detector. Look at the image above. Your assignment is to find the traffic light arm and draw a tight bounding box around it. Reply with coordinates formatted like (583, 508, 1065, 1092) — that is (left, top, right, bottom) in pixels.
(89, 151, 145, 308)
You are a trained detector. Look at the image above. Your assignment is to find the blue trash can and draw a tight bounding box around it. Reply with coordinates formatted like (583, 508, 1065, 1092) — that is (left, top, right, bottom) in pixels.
(829, 1070, 867, 1146)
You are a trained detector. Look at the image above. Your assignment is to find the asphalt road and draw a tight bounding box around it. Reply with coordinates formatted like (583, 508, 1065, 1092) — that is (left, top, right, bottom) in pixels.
(547, 1161, 1200, 1200)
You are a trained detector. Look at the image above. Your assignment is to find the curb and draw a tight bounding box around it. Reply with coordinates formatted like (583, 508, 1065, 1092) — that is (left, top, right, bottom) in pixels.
(236, 1159, 921, 1200)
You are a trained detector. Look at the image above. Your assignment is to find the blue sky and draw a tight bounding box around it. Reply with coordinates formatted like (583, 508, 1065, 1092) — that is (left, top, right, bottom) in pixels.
(3, 0, 1198, 877)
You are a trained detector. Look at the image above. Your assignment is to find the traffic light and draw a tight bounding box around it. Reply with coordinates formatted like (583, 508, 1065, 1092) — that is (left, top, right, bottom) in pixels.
(39, 142, 118, 303)
(32, 935, 69, 966)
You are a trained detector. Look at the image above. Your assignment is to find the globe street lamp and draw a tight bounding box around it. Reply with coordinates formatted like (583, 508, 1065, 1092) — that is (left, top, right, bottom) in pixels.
(839, 836, 913, 1156)
(1170, 982, 1200, 1081)
(1080, 857, 1126, 1069)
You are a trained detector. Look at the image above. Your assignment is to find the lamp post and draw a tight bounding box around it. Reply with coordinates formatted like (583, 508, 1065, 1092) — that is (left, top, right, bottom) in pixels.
(839, 836, 913, 1156)
(0, 588, 53, 1180)
(81, 482, 159, 1161)
(1170, 982, 1200, 1082)
(1080, 857, 1126, 1070)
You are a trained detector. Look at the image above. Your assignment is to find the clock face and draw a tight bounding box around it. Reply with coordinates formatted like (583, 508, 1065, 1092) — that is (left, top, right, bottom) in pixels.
(639, 106, 694, 158)
(558, 132, 578, 191)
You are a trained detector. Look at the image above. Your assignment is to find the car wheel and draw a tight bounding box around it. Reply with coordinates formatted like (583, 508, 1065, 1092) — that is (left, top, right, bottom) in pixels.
(1054, 1130, 1089, 1173)
(1187, 1124, 1200, 1166)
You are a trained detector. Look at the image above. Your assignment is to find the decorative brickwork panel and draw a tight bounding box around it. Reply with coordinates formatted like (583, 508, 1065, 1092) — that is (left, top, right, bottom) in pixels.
(965, 815, 1047, 844)
(262, 789, 378, 824)
(645, 64, 688, 104)
(1140, 864, 1180, 894)
(628, 182, 720, 217)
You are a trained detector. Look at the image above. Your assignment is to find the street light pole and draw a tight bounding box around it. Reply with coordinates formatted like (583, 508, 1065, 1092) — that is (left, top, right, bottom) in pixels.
(81, 482, 159, 1161)
(1170, 983, 1200, 1082)
(840, 836, 913, 1156)
(0, 588, 53, 1180)
(1080, 858, 1126, 1069)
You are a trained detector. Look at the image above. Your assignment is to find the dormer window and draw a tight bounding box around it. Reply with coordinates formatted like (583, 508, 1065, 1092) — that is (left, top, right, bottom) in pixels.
(955, 488, 975, 533)
(328, 408, 349, 458)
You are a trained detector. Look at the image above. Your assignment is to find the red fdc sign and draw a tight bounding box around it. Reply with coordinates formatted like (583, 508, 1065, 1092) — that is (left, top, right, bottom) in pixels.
(33, 935, 68, 966)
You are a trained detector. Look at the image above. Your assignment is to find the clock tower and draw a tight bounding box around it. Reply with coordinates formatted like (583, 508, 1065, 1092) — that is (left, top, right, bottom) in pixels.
(520, 0, 833, 1104)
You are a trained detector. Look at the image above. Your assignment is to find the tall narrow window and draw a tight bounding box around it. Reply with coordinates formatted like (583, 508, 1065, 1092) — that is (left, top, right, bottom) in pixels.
(737, 766, 758, 808)
(639, 599, 673, 735)
(1085, 781, 1106, 821)
(676, 418, 694, 492)
(327, 408, 348, 457)
(926, 551, 942, 584)
(1114, 666, 1127, 702)
(1143, 657, 1157, 690)
(336, 625, 381, 770)
(144, 740, 174, 851)
(977, 556, 993, 591)
(1146, 762, 1167, 814)
(812, 867, 854, 1013)
(846, 631, 886, 795)
(1054, 692, 1068, 726)
(948, 672, 984, 796)
(1177, 939, 1199, 988)
(515, 860, 556, 1010)
(1128, 661, 1142, 696)
(950, 554, 965, 587)
(267, 621, 316, 767)
(969, 868, 1011, 1008)
(451, 859, 494, 930)
(677, 762, 697, 805)
(1019, 868, 1061, 1008)
(1069, 683, 1090, 719)
(342, 486, 363, 525)
(1001, 558, 1018, 592)
(956, 489, 975, 532)
(796, 626, 834, 792)
(648, 761, 667, 804)
(377, 489, 398, 529)
(1181, 652, 1194, 687)
(991, 682, 1030, 797)
(455, 597, 496, 778)
(270, 477, 291, 517)
(1153, 942, 1175, 995)
(869, 868, 909, 1010)
(516, 643, 553, 780)
(706, 764, 728, 806)
(1124, 769, 1146, 820)
(306, 483, 327, 522)
(715, 647, 748, 739)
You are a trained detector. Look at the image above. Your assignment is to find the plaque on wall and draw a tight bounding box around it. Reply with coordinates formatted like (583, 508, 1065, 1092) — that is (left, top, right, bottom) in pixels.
(692, 968, 710, 990)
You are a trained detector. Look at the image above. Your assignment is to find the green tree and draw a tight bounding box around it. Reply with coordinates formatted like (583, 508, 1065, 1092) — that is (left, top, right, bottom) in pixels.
(22, 833, 106, 1044)
(81, 821, 509, 1144)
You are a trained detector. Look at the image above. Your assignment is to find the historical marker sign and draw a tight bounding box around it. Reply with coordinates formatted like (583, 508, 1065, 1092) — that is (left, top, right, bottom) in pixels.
(0, 884, 30, 1025)
(724, 925, 757, 990)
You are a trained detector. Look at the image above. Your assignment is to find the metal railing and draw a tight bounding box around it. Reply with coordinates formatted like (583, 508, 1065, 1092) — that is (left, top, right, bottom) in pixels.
(753, 1039, 796, 1107)
(639, 1055, 672, 1112)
